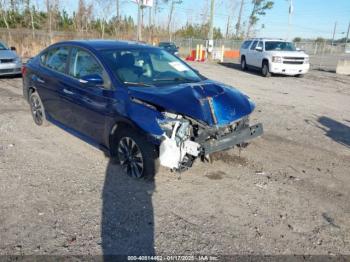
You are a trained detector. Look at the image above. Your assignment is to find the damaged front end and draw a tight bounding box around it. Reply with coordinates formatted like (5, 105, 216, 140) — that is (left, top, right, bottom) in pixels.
(156, 111, 263, 171)
(128, 82, 263, 171)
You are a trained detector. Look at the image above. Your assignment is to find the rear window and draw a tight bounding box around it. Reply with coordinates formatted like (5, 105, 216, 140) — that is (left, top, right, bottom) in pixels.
(241, 41, 252, 49)
(44, 47, 69, 74)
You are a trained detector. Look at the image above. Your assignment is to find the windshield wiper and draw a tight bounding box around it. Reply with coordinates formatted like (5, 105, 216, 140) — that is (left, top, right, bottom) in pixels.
(123, 81, 153, 87)
(153, 77, 200, 83)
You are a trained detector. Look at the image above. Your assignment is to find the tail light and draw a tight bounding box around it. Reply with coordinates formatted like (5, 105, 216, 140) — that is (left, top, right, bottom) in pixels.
(21, 64, 26, 77)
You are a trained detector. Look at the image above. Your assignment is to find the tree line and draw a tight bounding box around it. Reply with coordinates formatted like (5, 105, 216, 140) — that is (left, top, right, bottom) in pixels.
(0, 0, 274, 40)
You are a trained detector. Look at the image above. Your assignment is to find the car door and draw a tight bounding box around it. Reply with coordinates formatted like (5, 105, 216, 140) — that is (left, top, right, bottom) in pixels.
(33, 46, 73, 125)
(252, 41, 264, 67)
(246, 40, 258, 66)
(63, 47, 115, 143)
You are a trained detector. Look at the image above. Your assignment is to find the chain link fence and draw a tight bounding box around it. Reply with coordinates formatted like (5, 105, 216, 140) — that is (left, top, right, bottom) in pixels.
(295, 41, 350, 72)
(0, 28, 348, 73)
(174, 38, 350, 72)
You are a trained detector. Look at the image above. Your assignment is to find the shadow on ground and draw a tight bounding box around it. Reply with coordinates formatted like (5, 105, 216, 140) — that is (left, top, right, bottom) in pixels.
(317, 116, 350, 148)
(101, 161, 155, 258)
(0, 74, 22, 79)
(218, 62, 262, 76)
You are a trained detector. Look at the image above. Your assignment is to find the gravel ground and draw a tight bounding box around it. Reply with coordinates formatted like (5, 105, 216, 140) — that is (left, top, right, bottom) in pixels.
(0, 63, 349, 257)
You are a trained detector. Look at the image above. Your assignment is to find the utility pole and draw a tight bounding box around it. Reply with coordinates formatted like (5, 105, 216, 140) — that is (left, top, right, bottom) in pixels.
(149, 5, 152, 43)
(137, 0, 142, 41)
(208, 0, 215, 58)
(345, 21, 350, 45)
(225, 15, 230, 39)
(208, 0, 215, 40)
(116, 0, 120, 20)
(287, 0, 293, 40)
(331, 21, 337, 46)
(235, 0, 244, 38)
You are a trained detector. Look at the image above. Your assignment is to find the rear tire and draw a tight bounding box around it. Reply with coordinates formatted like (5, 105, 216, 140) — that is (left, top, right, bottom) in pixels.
(29, 91, 48, 126)
(114, 128, 158, 180)
(241, 57, 247, 71)
(262, 61, 271, 77)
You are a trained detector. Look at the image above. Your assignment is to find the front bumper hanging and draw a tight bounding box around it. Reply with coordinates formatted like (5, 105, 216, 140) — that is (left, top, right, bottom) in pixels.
(202, 123, 263, 154)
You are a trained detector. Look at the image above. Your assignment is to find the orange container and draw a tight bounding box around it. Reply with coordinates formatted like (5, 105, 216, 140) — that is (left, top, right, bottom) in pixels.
(224, 50, 240, 59)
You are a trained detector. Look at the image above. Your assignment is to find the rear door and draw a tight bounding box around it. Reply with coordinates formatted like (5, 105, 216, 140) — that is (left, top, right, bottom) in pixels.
(33, 46, 72, 125)
(63, 47, 114, 143)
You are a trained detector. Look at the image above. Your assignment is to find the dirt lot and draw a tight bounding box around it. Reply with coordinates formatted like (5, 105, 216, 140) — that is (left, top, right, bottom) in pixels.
(0, 62, 350, 257)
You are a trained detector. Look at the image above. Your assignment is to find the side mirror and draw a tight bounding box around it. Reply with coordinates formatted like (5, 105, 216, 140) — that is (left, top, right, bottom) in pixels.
(255, 46, 263, 52)
(10, 46, 16, 51)
(79, 74, 104, 86)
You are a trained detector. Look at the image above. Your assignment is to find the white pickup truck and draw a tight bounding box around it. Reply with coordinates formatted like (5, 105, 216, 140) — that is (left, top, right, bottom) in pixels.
(239, 38, 309, 77)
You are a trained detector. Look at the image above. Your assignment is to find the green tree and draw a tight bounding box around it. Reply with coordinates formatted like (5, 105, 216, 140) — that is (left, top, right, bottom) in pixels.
(246, 0, 273, 37)
(315, 37, 325, 43)
(293, 37, 301, 42)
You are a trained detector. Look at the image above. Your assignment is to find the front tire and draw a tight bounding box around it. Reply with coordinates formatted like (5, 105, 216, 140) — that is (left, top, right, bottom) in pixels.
(115, 128, 158, 180)
(29, 91, 48, 126)
(262, 61, 271, 77)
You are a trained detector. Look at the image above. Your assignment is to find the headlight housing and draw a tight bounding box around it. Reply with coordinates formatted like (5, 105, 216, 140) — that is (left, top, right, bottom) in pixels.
(272, 56, 282, 63)
(157, 112, 191, 143)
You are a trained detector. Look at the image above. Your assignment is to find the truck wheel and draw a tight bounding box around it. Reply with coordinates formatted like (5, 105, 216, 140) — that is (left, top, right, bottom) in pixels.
(29, 91, 48, 126)
(241, 57, 247, 71)
(115, 128, 159, 180)
(262, 61, 271, 77)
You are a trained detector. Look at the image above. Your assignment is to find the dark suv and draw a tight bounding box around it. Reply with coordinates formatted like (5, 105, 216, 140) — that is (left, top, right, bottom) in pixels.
(23, 40, 263, 179)
(158, 42, 179, 56)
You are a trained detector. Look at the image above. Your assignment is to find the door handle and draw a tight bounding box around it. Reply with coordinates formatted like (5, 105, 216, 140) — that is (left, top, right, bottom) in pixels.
(37, 78, 45, 83)
(63, 88, 74, 95)
(33, 75, 45, 83)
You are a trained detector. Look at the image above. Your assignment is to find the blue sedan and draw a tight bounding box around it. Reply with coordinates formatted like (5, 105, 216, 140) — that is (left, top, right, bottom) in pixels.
(23, 40, 263, 179)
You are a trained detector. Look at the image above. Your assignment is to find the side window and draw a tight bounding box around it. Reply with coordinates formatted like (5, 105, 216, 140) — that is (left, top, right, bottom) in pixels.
(241, 41, 252, 49)
(257, 41, 263, 49)
(40, 52, 47, 64)
(250, 41, 258, 50)
(69, 48, 110, 88)
(45, 47, 69, 73)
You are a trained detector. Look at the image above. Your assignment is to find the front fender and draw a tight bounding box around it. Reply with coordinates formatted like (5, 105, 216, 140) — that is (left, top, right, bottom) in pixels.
(127, 101, 164, 137)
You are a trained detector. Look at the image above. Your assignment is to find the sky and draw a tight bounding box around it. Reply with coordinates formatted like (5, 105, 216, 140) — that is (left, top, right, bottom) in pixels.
(60, 0, 350, 40)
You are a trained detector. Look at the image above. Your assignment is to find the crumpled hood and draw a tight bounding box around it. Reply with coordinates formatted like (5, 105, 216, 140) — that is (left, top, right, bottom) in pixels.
(128, 80, 255, 126)
(0, 49, 18, 59)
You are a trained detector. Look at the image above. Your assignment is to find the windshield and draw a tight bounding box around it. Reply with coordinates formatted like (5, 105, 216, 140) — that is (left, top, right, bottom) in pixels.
(265, 41, 296, 51)
(101, 48, 202, 86)
(0, 42, 9, 50)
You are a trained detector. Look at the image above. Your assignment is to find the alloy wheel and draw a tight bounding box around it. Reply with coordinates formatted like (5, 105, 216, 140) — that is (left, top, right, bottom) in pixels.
(117, 137, 144, 178)
(30, 95, 43, 125)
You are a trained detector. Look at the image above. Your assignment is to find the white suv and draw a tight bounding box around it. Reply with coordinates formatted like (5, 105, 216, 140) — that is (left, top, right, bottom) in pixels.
(239, 38, 309, 77)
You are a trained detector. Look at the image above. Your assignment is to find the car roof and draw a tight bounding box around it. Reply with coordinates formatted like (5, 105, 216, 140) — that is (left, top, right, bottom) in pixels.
(246, 38, 286, 42)
(56, 39, 157, 51)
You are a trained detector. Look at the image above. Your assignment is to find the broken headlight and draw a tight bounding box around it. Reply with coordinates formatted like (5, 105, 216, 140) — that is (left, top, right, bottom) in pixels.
(158, 112, 200, 170)
(157, 112, 191, 144)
